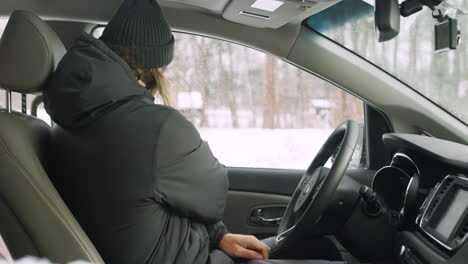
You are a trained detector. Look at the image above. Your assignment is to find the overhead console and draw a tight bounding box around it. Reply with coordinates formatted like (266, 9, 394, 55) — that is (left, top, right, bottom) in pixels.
(222, 0, 341, 29)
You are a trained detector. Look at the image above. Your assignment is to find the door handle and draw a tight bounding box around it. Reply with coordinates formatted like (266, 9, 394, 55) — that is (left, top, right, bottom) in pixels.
(258, 215, 282, 223)
(249, 208, 283, 225)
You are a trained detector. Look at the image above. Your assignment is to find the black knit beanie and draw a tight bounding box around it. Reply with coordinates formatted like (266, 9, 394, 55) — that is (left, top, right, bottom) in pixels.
(100, 0, 174, 69)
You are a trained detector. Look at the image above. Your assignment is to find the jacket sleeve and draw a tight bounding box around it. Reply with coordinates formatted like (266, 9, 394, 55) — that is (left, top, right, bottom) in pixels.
(153, 109, 229, 223)
(205, 221, 229, 250)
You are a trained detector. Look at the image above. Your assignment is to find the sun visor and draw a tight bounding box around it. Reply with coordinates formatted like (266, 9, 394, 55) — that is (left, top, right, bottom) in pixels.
(222, 0, 341, 29)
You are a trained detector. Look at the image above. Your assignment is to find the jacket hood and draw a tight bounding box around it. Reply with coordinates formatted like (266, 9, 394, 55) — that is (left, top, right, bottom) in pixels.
(44, 33, 152, 129)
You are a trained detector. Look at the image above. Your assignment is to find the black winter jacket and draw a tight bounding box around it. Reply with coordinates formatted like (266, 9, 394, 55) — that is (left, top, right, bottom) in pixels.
(43, 33, 229, 264)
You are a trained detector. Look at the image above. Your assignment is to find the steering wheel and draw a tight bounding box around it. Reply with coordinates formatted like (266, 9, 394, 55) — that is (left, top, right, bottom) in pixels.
(272, 120, 361, 253)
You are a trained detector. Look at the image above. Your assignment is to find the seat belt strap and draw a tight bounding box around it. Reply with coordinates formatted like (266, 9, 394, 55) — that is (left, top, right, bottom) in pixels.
(0, 235, 14, 264)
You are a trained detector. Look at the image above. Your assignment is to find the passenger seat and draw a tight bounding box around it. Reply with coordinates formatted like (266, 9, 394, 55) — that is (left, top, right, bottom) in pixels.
(0, 10, 103, 263)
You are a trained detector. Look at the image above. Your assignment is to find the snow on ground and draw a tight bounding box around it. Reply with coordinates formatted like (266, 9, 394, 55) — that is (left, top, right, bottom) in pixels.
(198, 128, 333, 170)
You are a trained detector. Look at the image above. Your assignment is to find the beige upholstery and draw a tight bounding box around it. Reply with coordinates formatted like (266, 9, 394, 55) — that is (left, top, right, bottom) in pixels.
(0, 11, 103, 263)
(0, 113, 103, 263)
(0, 10, 66, 93)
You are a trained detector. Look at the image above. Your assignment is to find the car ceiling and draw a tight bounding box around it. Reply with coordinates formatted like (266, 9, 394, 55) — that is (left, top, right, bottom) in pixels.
(0, 0, 339, 57)
(0, 0, 339, 25)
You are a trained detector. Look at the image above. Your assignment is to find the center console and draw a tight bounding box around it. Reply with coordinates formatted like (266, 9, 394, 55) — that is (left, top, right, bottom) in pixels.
(418, 175, 468, 251)
(397, 175, 468, 264)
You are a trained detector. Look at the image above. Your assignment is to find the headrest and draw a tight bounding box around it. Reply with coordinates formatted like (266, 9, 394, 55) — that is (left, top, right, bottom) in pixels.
(0, 10, 66, 94)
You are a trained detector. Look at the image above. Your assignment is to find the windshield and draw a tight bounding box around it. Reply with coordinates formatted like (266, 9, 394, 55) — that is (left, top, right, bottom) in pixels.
(306, 0, 468, 125)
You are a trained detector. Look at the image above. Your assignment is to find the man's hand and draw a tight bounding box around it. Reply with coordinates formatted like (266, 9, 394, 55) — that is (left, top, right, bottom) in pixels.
(219, 234, 270, 260)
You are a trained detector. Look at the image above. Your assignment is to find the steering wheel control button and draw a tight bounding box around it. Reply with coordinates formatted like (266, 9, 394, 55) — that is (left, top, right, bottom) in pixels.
(312, 181, 324, 200)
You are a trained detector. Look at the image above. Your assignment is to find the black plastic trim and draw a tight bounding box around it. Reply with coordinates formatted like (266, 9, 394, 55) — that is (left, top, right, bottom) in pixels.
(228, 167, 376, 196)
(228, 167, 303, 196)
(364, 103, 393, 170)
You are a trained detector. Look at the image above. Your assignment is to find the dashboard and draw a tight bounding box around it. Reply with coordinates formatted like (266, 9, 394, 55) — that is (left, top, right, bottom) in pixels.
(374, 134, 468, 264)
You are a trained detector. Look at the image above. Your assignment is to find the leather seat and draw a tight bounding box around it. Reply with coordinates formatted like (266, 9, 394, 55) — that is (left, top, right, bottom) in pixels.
(0, 10, 103, 263)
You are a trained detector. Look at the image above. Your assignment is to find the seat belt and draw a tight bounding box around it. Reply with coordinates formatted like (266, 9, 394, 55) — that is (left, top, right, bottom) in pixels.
(0, 235, 14, 264)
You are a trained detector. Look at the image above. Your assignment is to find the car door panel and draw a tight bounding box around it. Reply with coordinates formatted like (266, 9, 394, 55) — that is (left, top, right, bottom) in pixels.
(223, 168, 303, 238)
(223, 167, 375, 238)
(223, 191, 290, 239)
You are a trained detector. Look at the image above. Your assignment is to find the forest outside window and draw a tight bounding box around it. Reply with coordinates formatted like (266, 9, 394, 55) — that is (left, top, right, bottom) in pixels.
(163, 33, 365, 170)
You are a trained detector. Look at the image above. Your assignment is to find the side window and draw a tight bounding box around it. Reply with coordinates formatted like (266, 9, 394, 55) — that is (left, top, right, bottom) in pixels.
(165, 33, 365, 170)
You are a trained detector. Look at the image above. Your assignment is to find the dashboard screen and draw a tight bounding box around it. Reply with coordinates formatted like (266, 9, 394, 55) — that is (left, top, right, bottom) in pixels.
(432, 188, 468, 241)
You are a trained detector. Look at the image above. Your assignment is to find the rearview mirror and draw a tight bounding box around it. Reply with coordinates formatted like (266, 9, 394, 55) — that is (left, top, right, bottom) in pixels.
(375, 0, 401, 42)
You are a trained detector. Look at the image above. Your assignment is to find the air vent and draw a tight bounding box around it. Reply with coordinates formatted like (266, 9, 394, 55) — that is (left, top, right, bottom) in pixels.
(426, 178, 454, 216)
(440, 178, 454, 194)
(457, 220, 468, 239)
(426, 198, 438, 216)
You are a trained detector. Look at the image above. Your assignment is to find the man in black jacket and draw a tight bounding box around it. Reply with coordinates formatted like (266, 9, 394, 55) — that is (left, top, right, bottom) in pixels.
(43, 0, 270, 263)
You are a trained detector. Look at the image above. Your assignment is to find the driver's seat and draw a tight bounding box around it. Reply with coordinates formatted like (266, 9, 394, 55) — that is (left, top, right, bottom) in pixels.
(0, 10, 103, 263)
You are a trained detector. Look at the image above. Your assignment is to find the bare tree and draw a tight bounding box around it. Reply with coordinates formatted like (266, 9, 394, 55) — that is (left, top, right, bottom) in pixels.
(263, 56, 276, 128)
